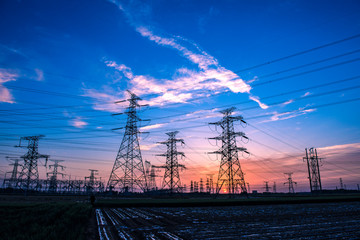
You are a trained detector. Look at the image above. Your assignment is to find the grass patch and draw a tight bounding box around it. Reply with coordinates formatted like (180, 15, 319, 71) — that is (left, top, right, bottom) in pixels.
(0, 202, 91, 240)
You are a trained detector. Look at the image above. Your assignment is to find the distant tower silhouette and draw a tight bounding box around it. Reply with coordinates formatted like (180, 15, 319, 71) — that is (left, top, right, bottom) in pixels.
(107, 91, 148, 193)
(339, 178, 344, 190)
(16, 135, 49, 191)
(85, 169, 98, 193)
(209, 107, 249, 195)
(304, 148, 322, 192)
(264, 181, 270, 193)
(273, 182, 277, 193)
(47, 160, 65, 192)
(3, 157, 21, 188)
(284, 172, 297, 193)
(145, 161, 157, 191)
(157, 131, 186, 193)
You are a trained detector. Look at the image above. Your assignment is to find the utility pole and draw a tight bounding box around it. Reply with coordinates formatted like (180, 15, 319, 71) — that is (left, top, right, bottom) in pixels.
(156, 131, 186, 194)
(284, 172, 297, 193)
(209, 107, 248, 195)
(107, 91, 148, 193)
(304, 148, 322, 193)
(16, 135, 49, 191)
(47, 160, 65, 193)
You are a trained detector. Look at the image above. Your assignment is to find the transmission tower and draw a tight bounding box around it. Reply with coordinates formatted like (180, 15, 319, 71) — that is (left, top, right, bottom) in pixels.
(47, 160, 66, 192)
(199, 178, 204, 193)
(145, 161, 157, 191)
(85, 169, 98, 193)
(273, 182, 277, 193)
(107, 91, 148, 193)
(303, 148, 323, 192)
(3, 157, 21, 188)
(156, 131, 186, 194)
(264, 181, 270, 193)
(284, 172, 297, 193)
(209, 107, 248, 195)
(16, 135, 49, 191)
(206, 174, 214, 194)
(247, 182, 251, 193)
(339, 178, 344, 190)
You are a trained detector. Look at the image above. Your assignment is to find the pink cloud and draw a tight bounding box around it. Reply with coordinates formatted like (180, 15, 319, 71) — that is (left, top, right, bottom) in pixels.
(0, 69, 18, 103)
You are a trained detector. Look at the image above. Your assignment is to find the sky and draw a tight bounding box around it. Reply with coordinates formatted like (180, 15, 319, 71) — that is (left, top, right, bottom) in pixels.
(0, 0, 360, 193)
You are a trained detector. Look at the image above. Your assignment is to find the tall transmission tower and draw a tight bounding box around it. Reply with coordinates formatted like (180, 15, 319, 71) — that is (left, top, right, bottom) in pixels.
(156, 131, 186, 194)
(107, 91, 148, 193)
(3, 157, 21, 188)
(47, 160, 66, 192)
(16, 135, 49, 191)
(209, 107, 249, 195)
(284, 172, 297, 193)
(303, 148, 323, 192)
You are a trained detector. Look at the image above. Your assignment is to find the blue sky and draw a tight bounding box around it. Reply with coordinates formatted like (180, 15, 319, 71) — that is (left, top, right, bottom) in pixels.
(0, 0, 360, 192)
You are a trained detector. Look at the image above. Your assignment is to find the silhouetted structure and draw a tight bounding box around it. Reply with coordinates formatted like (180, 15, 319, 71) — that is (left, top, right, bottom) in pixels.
(304, 148, 322, 192)
(209, 107, 248, 195)
(273, 182, 277, 193)
(156, 131, 186, 193)
(107, 91, 148, 193)
(47, 160, 65, 192)
(145, 161, 157, 191)
(16, 135, 49, 191)
(339, 178, 344, 190)
(264, 181, 270, 193)
(284, 172, 297, 193)
(2, 157, 21, 188)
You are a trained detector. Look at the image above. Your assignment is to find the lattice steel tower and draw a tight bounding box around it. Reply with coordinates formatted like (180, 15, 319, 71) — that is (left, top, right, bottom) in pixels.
(3, 157, 21, 188)
(157, 131, 186, 193)
(47, 160, 65, 192)
(16, 135, 49, 191)
(284, 172, 297, 193)
(145, 161, 157, 191)
(209, 107, 248, 194)
(303, 148, 322, 192)
(107, 91, 148, 193)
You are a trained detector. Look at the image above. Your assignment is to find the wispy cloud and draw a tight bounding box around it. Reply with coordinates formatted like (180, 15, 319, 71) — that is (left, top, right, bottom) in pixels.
(261, 106, 316, 123)
(70, 117, 88, 128)
(140, 143, 160, 151)
(301, 92, 311, 97)
(34, 68, 44, 81)
(140, 123, 165, 131)
(85, 1, 268, 110)
(0, 69, 18, 103)
(282, 99, 294, 106)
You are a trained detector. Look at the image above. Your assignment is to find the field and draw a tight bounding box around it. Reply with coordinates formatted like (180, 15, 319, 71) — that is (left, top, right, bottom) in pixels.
(0, 202, 92, 240)
(0, 194, 360, 239)
(96, 202, 360, 239)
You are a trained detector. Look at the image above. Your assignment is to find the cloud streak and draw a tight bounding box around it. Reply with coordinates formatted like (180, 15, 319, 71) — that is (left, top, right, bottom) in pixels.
(0, 69, 18, 103)
(85, 1, 268, 110)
